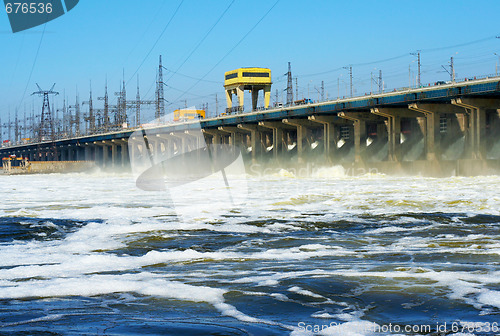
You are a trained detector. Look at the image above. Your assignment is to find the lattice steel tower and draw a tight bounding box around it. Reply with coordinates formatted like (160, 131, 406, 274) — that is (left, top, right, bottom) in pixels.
(32, 83, 59, 141)
(286, 62, 293, 105)
(156, 55, 165, 119)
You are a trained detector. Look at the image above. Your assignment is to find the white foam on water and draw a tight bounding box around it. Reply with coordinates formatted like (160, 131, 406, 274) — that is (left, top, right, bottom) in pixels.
(2, 173, 500, 331)
(0, 271, 288, 329)
(271, 293, 289, 301)
(311, 166, 346, 179)
(477, 289, 500, 309)
(288, 286, 326, 299)
(311, 312, 337, 319)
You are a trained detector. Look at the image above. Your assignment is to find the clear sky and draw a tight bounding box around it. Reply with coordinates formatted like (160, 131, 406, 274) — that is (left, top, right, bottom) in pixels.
(1, 0, 500, 128)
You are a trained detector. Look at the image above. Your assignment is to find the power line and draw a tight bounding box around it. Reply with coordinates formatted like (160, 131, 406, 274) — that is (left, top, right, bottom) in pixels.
(126, 0, 185, 87)
(164, 68, 220, 83)
(16, 23, 46, 112)
(165, 0, 236, 83)
(168, 0, 280, 106)
(421, 35, 499, 53)
(298, 34, 500, 79)
(122, 0, 168, 65)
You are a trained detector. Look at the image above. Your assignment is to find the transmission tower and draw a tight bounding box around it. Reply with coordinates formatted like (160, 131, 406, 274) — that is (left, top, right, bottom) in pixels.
(31, 83, 59, 141)
(82, 83, 96, 134)
(286, 62, 293, 105)
(114, 76, 128, 127)
(156, 55, 166, 119)
(125, 76, 155, 127)
(68, 92, 81, 136)
(56, 96, 68, 137)
(8, 111, 11, 143)
(14, 109, 19, 145)
(97, 80, 111, 132)
(23, 106, 27, 141)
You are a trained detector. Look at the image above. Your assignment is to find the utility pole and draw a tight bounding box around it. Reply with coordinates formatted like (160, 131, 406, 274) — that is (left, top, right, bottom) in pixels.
(494, 53, 499, 76)
(275, 89, 278, 106)
(321, 80, 324, 101)
(215, 93, 218, 117)
(349, 66, 353, 97)
(136, 77, 141, 126)
(411, 51, 421, 87)
(343, 66, 353, 97)
(379, 70, 383, 93)
(441, 57, 456, 83)
(451, 56, 455, 83)
(286, 62, 293, 105)
(295, 77, 298, 101)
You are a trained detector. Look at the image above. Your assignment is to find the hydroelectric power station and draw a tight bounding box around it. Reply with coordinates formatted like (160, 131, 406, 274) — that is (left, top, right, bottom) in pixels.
(1, 61, 500, 176)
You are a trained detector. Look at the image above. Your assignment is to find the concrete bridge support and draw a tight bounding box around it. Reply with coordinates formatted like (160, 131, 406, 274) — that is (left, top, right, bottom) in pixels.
(258, 121, 288, 161)
(237, 124, 265, 163)
(282, 119, 316, 163)
(409, 103, 465, 161)
(168, 132, 190, 155)
(203, 129, 225, 157)
(338, 112, 369, 163)
(452, 98, 500, 159)
(371, 108, 420, 161)
(307, 115, 344, 163)
(338, 111, 381, 163)
(84, 144, 91, 161)
(218, 126, 247, 148)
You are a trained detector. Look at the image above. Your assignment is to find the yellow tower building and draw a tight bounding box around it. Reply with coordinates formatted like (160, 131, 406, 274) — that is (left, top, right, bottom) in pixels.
(224, 67, 272, 113)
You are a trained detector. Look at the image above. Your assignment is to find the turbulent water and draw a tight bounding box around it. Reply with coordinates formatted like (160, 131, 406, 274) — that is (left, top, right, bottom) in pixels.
(0, 167, 499, 335)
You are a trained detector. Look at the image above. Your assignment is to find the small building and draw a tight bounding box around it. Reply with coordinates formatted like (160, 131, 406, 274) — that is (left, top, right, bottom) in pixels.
(224, 67, 272, 113)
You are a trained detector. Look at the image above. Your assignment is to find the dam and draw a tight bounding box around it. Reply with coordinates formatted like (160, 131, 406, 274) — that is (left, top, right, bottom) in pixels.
(1, 76, 500, 176)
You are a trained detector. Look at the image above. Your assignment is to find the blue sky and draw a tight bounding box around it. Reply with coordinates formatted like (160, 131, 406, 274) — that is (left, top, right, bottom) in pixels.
(1, 0, 500, 127)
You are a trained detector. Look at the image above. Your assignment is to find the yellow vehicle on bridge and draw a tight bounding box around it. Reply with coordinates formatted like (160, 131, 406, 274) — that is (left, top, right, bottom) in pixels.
(173, 109, 206, 122)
